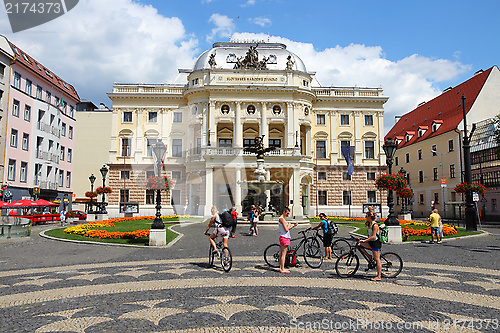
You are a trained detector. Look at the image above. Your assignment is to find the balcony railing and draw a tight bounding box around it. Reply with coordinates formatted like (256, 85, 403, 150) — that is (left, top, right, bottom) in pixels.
(186, 147, 303, 159)
(40, 180, 58, 190)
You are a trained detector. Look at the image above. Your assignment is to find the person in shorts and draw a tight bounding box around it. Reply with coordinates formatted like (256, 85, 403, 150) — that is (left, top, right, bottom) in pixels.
(312, 212, 332, 259)
(359, 211, 382, 281)
(205, 206, 230, 251)
(278, 207, 298, 273)
(429, 209, 441, 244)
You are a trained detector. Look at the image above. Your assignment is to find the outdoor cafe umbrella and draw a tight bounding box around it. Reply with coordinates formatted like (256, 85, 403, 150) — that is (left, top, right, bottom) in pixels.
(0, 201, 11, 208)
(35, 199, 58, 206)
(9, 199, 40, 207)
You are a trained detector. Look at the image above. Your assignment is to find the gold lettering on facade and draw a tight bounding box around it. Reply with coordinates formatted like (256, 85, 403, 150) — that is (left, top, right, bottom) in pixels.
(225, 77, 280, 82)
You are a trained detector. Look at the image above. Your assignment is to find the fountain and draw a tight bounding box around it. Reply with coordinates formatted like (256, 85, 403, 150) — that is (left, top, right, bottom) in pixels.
(241, 135, 284, 221)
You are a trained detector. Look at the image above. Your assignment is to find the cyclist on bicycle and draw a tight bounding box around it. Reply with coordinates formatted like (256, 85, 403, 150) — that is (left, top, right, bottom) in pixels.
(312, 212, 333, 260)
(359, 211, 382, 281)
(205, 206, 229, 252)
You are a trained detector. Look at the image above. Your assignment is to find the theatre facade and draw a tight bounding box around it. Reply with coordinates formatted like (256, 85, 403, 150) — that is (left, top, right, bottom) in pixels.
(106, 42, 388, 218)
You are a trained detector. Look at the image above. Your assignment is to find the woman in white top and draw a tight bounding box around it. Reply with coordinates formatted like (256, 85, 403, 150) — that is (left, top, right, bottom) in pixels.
(205, 206, 229, 252)
(278, 207, 298, 273)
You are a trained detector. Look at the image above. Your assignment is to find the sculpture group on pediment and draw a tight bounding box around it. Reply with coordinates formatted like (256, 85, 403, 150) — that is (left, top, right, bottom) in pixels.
(234, 45, 268, 70)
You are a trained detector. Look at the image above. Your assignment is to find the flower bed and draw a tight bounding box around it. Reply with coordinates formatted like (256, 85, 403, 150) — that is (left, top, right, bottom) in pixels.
(401, 222, 457, 237)
(85, 229, 149, 239)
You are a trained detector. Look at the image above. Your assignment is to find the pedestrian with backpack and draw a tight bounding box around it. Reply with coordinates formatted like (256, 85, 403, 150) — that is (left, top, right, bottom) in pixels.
(312, 213, 334, 259)
(278, 207, 298, 274)
(205, 206, 230, 252)
(359, 211, 382, 281)
(230, 207, 238, 238)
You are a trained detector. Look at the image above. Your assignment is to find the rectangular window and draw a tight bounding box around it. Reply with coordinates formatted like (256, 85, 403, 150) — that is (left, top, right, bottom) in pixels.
(492, 198, 497, 212)
(148, 111, 157, 123)
(20, 162, 27, 183)
(61, 123, 66, 136)
(419, 170, 424, 183)
(70, 106, 74, 118)
(122, 138, 131, 156)
(14, 72, 21, 89)
(340, 114, 349, 125)
(405, 153, 410, 163)
(13, 99, 20, 117)
(367, 190, 376, 203)
(418, 149, 422, 160)
(120, 189, 129, 203)
(196, 138, 201, 154)
(451, 192, 457, 202)
(54, 96, 59, 106)
(434, 192, 439, 204)
(219, 138, 232, 147)
(25, 79, 32, 95)
(367, 172, 376, 180)
(10, 129, 18, 147)
(448, 139, 454, 152)
(45, 91, 51, 103)
(67, 149, 72, 162)
(173, 112, 183, 123)
(22, 133, 29, 150)
(318, 171, 327, 180)
(123, 111, 132, 122)
(432, 145, 437, 156)
(172, 139, 183, 157)
(36, 85, 42, 99)
(365, 115, 373, 126)
(7, 159, 16, 181)
(395, 156, 399, 166)
(60, 146, 65, 160)
(364, 141, 375, 159)
(59, 170, 64, 187)
(172, 171, 182, 180)
(171, 189, 181, 205)
(24, 105, 31, 121)
(316, 114, 325, 125)
(146, 190, 155, 204)
(66, 171, 71, 188)
(343, 190, 352, 205)
(318, 191, 327, 205)
(121, 170, 130, 180)
(269, 139, 281, 148)
(342, 172, 351, 181)
(450, 164, 455, 178)
(68, 126, 73, 139)
(243, 138, 255, 147)
(433, 167, 438, 181)
(146, 170, 155, 179)
(419, 193, 425, 205)
(146, 138, 154, 156)
(316, 140, 326, 158)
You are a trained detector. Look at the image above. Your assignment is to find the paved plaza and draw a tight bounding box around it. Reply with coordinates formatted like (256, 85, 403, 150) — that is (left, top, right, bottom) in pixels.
(0, 221, 499, 332)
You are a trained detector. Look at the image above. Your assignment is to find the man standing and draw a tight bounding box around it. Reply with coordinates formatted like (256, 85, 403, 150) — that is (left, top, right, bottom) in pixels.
(429, 209, 442, 244)
(60, 209, 66, 227)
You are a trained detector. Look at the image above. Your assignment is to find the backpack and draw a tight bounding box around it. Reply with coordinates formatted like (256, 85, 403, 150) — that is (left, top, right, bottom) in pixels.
(219, 211, 234, 228)
(285, 249, 299, 267)
(377, 223, 389, 244)
(326, 220, 338, 235)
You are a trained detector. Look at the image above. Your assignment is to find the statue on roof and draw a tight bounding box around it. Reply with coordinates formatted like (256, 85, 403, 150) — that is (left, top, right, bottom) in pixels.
(286, 55, 294, 70)
(208, 53, 217, 69)
(234, 45, 268, 70)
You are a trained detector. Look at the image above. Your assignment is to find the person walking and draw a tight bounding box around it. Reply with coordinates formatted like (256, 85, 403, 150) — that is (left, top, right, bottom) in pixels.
(278, 207, 298, 274)
(248, 205, 255, 235)
(230, 207, 238, 238)
(312, 213, 333, 259)
(60, 209, 66, 226)
(252, 205, 260, 236)
(429, 209, 442, 244)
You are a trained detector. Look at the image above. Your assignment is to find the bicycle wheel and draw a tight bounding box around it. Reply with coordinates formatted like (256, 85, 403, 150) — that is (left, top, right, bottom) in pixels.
(264, 244, 281, 268)
(303, 244, 323, 268)
(380, 252, 403, 278)
(305, 237, 321, 251)
(221, 247, 232, 272)
(335, 252, 359, 278)
(331, 238, 351, 258)
(208, 244, 215, 268)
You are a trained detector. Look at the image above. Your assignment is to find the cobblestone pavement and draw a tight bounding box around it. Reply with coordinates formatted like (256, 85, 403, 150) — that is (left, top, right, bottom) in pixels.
(0, 222, 499, 332)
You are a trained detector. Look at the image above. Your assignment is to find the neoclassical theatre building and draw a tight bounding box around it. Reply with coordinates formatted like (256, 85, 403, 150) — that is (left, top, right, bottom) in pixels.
(106, 41, 388, 218)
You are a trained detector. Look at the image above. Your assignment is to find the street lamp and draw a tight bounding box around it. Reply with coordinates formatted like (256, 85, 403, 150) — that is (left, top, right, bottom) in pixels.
(382, 138, 399, 226)
(89, 174, 96, 213)
(399, 167, 409, 214)
(99, 165, 108, 214)
(151, 140, 167, 229)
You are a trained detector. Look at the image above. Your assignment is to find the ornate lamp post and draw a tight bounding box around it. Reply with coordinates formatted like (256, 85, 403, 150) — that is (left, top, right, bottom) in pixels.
(89, 174, 96, 213)
(99, 165, 108, 214)
(151, 141, 167, 230)
(399, 167, 409, 214)
(382, 138, 399, 227)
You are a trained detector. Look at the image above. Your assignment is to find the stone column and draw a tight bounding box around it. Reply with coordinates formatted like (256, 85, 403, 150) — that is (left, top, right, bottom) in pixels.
(291, 166, 302, 219)
(209, 101, 216, 146)
(135, 108, 143, 163)
(235, 167, 242, 213)
(204, 167, 214, 217)
(354, 111, 362, 165)
(235, 102, 243, 148)
(261, 103, 268, 147)
(286, 103, 294, 148)
(330, 110, 337, 161)
(306, 127, 312, 156)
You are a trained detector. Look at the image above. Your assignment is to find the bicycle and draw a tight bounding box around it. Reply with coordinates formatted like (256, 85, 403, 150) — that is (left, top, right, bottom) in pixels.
(264, 228, 323, 269)
(208, 238, 232, 272)
(335, 236, 403, 278)
(308, 228, 352, 258)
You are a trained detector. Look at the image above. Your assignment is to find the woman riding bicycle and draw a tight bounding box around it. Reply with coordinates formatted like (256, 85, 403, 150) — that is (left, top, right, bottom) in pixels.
(358, 211, 382, 281)
(205, 206, 229, 252)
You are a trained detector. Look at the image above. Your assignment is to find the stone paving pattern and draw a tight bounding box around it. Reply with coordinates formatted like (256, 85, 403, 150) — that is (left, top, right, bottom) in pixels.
(0, 222, 499, 332)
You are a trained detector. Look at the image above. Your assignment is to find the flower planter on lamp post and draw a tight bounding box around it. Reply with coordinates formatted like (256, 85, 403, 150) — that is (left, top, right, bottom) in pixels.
(382, 138, 402, 243)
(88, 174, 96, 214)
(149, 140, 167, 246)
(99, 165, 108, 214)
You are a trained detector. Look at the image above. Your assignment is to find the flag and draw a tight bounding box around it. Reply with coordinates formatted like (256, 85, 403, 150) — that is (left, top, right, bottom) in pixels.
(341, 146, 355, 176)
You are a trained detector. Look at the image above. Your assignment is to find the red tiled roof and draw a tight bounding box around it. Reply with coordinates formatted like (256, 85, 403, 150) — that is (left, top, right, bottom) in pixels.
(8, 42, 80, 102)
(385, 67, 493, 148)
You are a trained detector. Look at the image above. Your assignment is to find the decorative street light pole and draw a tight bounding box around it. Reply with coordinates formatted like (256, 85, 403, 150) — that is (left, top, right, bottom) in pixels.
(151, 140, 167, 230)
(461, 94, 478, 231)
(382, 138, 399, 227)
(89, 174, 96, 213)
(399, 167, 409, 214)
(99, 165, 108, 214)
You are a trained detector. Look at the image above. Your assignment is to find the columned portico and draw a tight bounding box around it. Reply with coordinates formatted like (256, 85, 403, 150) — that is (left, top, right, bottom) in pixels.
(204, 167, 214, 217)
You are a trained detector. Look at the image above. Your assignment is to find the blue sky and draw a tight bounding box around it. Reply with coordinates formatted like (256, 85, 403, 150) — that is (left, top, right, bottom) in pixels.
(0, 0, 498, 132)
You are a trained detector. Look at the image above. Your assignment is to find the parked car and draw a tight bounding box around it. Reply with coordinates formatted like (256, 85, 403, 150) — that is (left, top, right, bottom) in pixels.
(66, 210, 87, 220)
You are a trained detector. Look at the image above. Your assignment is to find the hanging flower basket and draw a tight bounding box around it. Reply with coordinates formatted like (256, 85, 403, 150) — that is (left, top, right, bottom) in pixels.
(96, 186, 113, 194)
(85, 191, 98, 198)
(146, 176, 172, 191)
(454, 182, 485, 195)
(375, 173, 407, 192)
(396, 187, 413, 199)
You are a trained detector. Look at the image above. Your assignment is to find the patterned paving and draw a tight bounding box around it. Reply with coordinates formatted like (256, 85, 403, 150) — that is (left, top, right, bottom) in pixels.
(1, 255, 499, 332)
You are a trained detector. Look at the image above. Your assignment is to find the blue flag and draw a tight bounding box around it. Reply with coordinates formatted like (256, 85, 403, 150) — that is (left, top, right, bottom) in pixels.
(341, 146, 355, 176)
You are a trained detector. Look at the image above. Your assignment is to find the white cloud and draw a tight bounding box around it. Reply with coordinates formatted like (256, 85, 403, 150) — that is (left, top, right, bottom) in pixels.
(251, 17, 271, 27)
(242, 0, 257, 7)
(206, 13, 235, 42)
(1, 0, 199, 105)
(232, 32, 470, 132)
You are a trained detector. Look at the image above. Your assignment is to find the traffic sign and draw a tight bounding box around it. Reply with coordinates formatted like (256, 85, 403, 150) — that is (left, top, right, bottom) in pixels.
(473, 192, 479, 202)
(440, 179, 447, 187)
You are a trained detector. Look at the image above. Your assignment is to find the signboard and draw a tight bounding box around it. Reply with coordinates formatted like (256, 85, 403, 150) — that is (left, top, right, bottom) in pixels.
(473, 192, 480, 202)
(440, 179, 447, 187)
(363, 203, 381, 214)
(33, 186, 40, 194)
(120, 202, 139, 214)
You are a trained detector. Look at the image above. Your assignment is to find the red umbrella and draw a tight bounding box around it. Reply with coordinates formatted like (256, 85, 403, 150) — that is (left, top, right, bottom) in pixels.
(0, 201, 11, 208)
(9, 199, 40, 207)
(35, 199, 58, 206)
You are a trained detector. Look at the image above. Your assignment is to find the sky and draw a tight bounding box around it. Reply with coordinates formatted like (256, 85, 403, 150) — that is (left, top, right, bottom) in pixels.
(0, 0, 498, 133)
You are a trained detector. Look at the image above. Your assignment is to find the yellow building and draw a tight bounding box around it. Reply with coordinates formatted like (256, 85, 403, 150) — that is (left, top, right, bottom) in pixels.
(106, 41, 388, 218)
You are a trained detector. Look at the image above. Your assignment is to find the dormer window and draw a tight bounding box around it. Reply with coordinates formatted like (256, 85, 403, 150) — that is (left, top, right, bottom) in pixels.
(395, 136, 404, 146)
(432, 120, 443, 132)
(418, 126, 428, 138)
(405, 131, 415, 142)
